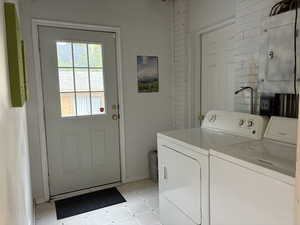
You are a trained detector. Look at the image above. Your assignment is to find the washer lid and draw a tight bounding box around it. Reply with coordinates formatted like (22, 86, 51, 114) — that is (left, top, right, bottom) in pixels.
(219, 140, 296, 177)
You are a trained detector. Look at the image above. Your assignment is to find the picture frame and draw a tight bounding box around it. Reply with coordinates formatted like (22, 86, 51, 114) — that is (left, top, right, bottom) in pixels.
(137, 56, 159, 93)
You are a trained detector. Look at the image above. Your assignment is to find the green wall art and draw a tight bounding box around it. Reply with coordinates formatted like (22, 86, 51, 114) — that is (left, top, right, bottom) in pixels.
(4, 2, 27, 107)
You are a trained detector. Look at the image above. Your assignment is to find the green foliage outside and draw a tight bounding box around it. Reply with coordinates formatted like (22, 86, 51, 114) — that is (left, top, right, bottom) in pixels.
(57, 42, 103, 68)
(138, 80, 159, 93)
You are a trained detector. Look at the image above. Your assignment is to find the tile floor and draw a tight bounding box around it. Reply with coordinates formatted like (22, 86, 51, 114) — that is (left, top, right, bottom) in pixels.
(35, 180, 161, 225)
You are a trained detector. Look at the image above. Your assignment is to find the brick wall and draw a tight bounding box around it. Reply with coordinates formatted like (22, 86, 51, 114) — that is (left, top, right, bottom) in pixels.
(174, 0, 298, 127)
(234, 0, 298, 113)
(173, 0, 189, 128)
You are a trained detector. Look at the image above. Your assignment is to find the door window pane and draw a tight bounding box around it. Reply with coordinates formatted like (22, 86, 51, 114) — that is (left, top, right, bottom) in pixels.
(88, 44, 103, 67)
(73, 43, 88, 67)
(76, 92, 91, 116)
(56, 41, 107, 117)
(90, 69, 104, 91)
(75, 69, 89, 92)
(57, 42, 73, 67)
(91, 92, 106, 115)
(60, 93, 76, 117)
(59, 68, 74, 92)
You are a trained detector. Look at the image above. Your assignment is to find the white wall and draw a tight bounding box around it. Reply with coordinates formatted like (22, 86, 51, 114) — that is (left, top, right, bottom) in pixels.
(296, 103, 300, 223)
(175, 0, 236, 127)
(0, 0, 33, 225)
(188, 0, 236, 33)
(22, 0, 173, 201)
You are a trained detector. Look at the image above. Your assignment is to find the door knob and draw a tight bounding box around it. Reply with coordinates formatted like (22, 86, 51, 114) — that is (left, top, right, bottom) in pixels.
(112, 114, 119, 120)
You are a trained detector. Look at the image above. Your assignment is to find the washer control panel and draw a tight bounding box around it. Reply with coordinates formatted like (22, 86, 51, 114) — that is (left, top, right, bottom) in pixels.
(202, 111, 269, 140)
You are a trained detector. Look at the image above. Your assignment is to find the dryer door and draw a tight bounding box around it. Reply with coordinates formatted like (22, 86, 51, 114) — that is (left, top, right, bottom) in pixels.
(158, 145, 202, 225)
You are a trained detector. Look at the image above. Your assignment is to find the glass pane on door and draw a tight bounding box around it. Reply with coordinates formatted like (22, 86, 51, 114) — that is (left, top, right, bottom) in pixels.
(76, 92, 91, 116)
(56, 41, 106, 117)
(60, 93, 76, 117)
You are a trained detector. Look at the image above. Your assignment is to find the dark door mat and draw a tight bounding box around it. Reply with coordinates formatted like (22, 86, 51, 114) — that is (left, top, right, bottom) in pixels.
(55, 187, 126, 219)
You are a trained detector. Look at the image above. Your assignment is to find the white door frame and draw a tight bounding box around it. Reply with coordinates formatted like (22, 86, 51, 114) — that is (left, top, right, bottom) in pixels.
(32, 19, 126, 203)
(189, 17, 236, 128)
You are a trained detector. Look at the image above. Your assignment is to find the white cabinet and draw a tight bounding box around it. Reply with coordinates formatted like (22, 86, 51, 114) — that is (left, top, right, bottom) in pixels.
(210, 156, 295, 225)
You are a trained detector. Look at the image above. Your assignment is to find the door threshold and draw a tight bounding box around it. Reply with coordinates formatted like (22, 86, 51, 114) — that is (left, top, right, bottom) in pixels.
(50, 181, 122, 201)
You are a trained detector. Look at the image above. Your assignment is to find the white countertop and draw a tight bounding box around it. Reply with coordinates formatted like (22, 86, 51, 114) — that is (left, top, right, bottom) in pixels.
(158, 128, 296, 178)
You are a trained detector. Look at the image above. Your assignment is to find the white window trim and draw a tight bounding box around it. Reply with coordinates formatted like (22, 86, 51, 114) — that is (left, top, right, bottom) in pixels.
(32, 19, 126, 203)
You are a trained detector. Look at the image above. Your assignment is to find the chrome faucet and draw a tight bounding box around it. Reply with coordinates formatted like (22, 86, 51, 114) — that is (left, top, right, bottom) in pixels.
(235, 86, 255, 114)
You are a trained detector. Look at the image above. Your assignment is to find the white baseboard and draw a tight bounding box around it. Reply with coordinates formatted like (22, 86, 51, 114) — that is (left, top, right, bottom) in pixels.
(50, 182, 121, 201)
(123, 176, 150, 183)
(35, 176, 150, 205)
(35, 196, 48, 204)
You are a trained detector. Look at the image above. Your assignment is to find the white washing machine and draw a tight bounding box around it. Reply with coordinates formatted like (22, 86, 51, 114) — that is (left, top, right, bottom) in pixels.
(157, 111, 268, 225)
(210, 116, 297, 225)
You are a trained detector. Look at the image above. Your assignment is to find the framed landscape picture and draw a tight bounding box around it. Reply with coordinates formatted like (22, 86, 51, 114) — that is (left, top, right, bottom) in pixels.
(137, 56, 159, 93)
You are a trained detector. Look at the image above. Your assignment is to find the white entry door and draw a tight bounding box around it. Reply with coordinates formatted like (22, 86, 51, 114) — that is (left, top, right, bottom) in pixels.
(197, 23, 235, 126)
(39, 26, 121, 196)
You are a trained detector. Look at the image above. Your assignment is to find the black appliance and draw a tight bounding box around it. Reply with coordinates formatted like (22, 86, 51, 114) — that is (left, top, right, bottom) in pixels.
(260, 93, 299, 118)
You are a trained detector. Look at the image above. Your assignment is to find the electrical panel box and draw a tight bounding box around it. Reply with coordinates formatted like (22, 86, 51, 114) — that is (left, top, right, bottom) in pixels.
(259, 10, 300, 93)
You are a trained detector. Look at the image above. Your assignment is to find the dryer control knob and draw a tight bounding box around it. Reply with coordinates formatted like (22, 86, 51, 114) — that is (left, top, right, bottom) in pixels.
(247, 120, 254, 128)
(209, 114, 217, 122)
(239, 119, 245, 127)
